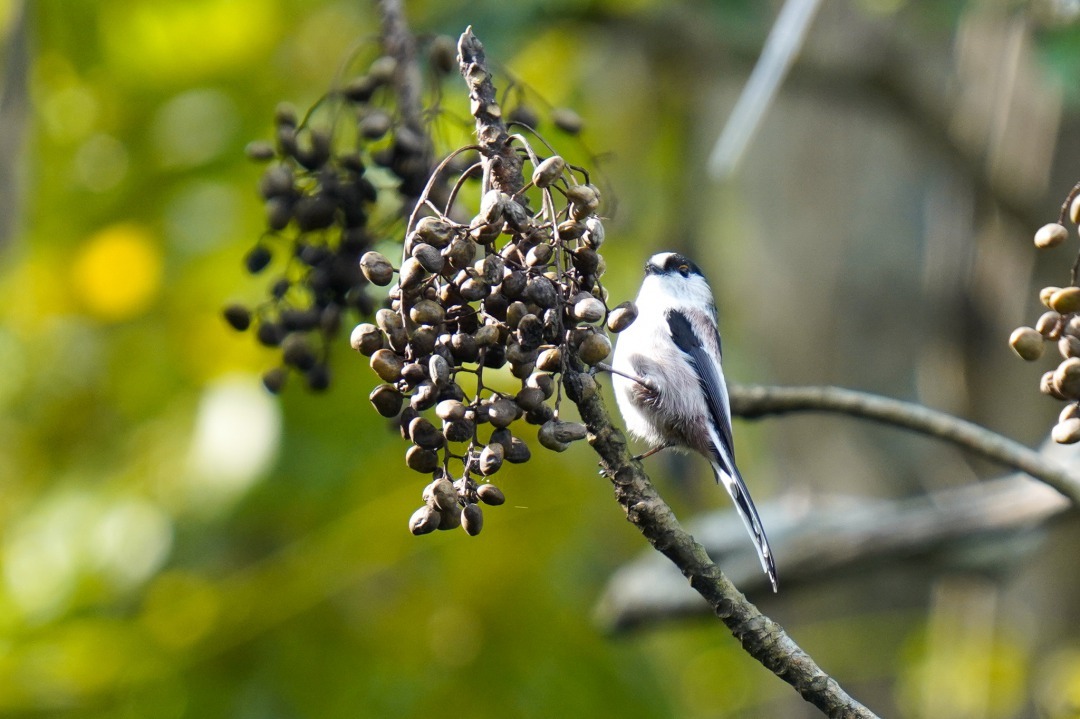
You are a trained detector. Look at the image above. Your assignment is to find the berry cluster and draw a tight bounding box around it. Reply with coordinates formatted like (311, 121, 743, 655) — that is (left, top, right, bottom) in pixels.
(1010, 183, 1080, 443)
(351, 145, 637, 535)
(227, 33, 632, 535)
(223, 49, 441, 393)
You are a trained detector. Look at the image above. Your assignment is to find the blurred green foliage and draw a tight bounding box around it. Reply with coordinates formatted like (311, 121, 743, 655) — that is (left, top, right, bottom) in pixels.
(6, 0, 1080, 717)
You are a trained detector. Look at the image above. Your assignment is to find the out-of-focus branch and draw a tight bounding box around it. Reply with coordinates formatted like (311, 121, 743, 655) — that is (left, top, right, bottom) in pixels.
(378, 0, 425, 134)
(0, 1, 28, 252)
(596, 472, 1070, 631)
(565, 371, 880, 719)
(730, 383, 1080, 504)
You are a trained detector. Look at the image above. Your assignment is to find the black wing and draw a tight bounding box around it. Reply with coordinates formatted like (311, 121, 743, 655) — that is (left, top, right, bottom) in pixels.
(666, 309, 736, 473)
(668, 308, 778, 591)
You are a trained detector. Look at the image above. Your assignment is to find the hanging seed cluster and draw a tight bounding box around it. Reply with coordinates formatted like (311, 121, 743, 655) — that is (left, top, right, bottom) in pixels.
(226, 31, 629, 536)
(224, 40, 594, 395)
(352, 143, 637, 536)
(222, 47, 454, 393)
(1009, 182, 1080, 444)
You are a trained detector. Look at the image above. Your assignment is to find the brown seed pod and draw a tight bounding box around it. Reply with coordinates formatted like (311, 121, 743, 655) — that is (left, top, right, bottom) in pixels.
(502, 199, 531, 232)
(369, 384, 404, 418)
(1041, 286, 1062, 308)
(410, 381, 439, 411)
(573, 297, 606, 323)
(412, 243, 445, 273)
(442, 418, 474, 443)
(479, 190, 508, 224)
(577, 332, 612, 365)
(515, 386, 546, 412)
(1053, 418, 1080, 444)
(407, 326, 434, 354)
(557, 219, 585, 240)
(398, 257, 427, 291)
(526, 243, 553, 268)
(360, 110, 392, 140)
(525, 403, 555, 425)
(527, 372, 555, 398)
(536, 347, 562, 372)
(437, 505, 462, 530)
(500, 271, 527, 300)
(1008, 327, 1044, 361)
(479, 443, 505, 476)
(1035, 223, 1068, 249)
(1061, 403, 1080, 424)
(400, 362, 426, 387)
(444, 237, 477, 270)
(551, 107, 584, 134)
(538, 420, 570, 452)
(436, 399, 467, 421)
(551, 420, 588, 443)
(415, 216, 456, 248)
(370, 349, 404, 382)
(360, 251, 395, 286)
(476, 483, 505, 506)
(424, 477, 458, 512)
(504, 436, 531, 463)
(409, 299, 445, 326)
(450, 332, 480, 363)
(1041, 370, 1065, 399)
(473, 324, 500, 347)
(409, 416, 445, 449)
(428, 355, 450, 385)
(606, 301, 638, 333)
(487, 397, 518, 428)
(459, 276, 490, 302)
(350, 323, 383, 355)
(1052, 287, 1080, 314)
(409, 506, 441, 535)
(461, 503, 484, 536)
(1061, 335, 1080, 360)
(517, 314, 544, 351)
(1055, 357, 1080, 399)
(525, 277, 558, 309)
(1037, 311, 1063, 339)
(583, 217, 605, 248)
(481, 255, 505, 286)
(532, 155, 566, 189)
(572, 246, 600, 275)
(406, 445, 440, 473)
(566, 184, 600, 218)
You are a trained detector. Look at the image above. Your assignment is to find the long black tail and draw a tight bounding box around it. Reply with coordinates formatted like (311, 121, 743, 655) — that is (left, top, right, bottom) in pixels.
(710, 460, 778, 592)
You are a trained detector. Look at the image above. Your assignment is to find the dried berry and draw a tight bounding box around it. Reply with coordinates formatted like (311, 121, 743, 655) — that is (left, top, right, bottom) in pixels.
(1035, 222, 1068, 249)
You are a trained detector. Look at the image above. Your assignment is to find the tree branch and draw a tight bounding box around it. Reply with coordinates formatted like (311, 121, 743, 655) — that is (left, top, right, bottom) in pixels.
(378, 0, 425, 134)
(455, 27, 525, 194)
(565, 372, 880, 719)
(729, 384, 1080, 505)
(456, 27, 878, 718)
(596, 472, 1070, 631)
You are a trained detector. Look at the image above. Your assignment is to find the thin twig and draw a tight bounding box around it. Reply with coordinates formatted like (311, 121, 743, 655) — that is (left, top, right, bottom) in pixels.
(729, 384, 1080, 505)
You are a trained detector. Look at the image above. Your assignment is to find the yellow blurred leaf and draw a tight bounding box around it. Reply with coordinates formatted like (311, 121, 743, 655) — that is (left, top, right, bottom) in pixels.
(71, 223, 163, 322)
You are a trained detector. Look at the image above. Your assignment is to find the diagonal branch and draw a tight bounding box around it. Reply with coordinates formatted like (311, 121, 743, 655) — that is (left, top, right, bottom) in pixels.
(729, 383, 1080, 504)
(456, 27, 879, 718)
(564, 372, 880, 719)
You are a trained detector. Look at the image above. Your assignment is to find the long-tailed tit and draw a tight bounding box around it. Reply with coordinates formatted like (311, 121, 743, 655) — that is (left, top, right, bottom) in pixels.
(611, 251, 777, 592)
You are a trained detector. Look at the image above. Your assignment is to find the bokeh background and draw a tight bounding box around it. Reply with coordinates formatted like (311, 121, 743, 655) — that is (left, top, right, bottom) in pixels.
(4, 0, 1080, 717)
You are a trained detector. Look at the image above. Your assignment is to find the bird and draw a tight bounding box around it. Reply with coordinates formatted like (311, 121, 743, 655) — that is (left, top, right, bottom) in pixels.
(610, 251, 777, 592)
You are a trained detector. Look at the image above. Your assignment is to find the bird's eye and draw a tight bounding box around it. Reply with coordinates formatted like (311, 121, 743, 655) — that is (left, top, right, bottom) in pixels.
(678, 264, 690, 277)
